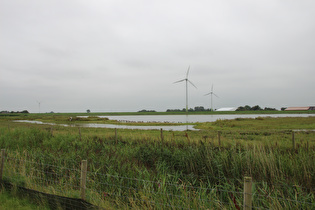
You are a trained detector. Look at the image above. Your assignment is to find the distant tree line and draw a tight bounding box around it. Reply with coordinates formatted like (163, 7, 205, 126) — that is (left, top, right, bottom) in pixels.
(165, 105, 279, 112)
(0, 110, 29, 114)
(236, 105, 277, 111)
(138, 110, 157, 113)
(166, 106, 212, 112)
(140, 105, 280, 113)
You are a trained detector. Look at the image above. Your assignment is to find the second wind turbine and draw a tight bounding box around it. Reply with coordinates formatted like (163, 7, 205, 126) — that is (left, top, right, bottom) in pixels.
(204, 84, 219, 111)
(173, 66, 197, 114)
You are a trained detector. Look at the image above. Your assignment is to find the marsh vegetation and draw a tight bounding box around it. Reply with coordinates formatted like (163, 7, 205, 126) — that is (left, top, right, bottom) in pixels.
(0, 113, 314, 209)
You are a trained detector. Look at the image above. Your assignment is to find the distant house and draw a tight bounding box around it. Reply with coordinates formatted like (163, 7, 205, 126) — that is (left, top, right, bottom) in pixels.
(216, 107, 237, 111)
(285, 106, 315, 111)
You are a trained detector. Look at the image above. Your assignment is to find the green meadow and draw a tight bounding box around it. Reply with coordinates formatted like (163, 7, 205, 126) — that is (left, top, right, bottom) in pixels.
(0, 190, 49, 210)
(0, 113, 314, 209)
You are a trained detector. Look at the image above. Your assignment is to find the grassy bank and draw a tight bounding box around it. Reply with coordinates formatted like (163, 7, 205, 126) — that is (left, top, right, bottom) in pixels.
(0, 190, 49, 210)
(0, 115, 314, 209)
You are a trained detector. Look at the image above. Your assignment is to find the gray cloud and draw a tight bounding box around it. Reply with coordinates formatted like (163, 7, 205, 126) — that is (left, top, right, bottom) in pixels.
(1, 0, 314, 113)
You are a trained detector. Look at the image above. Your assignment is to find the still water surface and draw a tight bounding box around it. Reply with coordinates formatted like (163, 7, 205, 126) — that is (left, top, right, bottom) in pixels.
(99, 114, 315, 123)
(13, 120, 197, 131)
(14, 114, 314, 131)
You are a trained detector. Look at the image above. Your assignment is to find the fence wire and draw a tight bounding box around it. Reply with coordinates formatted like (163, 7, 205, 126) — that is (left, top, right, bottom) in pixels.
(1, 151, 314, 209)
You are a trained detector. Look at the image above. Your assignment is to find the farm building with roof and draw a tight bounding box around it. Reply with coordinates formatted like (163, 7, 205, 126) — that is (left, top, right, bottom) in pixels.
(285, 106, 315, 111)
(216, 107, 238, 111)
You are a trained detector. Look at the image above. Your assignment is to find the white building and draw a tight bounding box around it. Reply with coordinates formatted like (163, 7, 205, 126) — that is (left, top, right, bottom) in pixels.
(215, 107, 237, 111)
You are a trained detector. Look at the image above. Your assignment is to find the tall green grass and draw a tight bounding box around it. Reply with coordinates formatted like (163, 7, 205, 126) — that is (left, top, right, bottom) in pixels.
(0, 116, 314, 209)
(0, 190, 49, 210)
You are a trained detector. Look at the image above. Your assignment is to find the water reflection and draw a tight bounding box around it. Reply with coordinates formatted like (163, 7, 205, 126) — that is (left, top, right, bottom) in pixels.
(13, 120, 198, 131)
(13, 113, 314, 131)
(80, 123, 197, 131)
(98, 114, 314, 123)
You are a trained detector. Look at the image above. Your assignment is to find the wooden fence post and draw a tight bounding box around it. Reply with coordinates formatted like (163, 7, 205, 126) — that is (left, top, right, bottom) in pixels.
(185, 132, 190, 144)
(0, 149, 5, 181)
(292, 131, 295, 150)
(115, 128, 118, 145)
(80, 160, 88, 200)
(218, 131, 221, 146)
(79, 128, 82, 141)
(243, 177, 252, 210)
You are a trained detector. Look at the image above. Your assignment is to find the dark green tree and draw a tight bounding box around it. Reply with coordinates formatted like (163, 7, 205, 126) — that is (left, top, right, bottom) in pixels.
(236, 106, 245, 111)
(194, 106, 205, 111)
(244, 105, 251, 110)
(251, 105, 262, 111)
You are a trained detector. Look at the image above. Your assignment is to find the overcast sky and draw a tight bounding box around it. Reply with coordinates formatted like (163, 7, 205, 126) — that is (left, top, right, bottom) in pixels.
(1, 0, 314, 113)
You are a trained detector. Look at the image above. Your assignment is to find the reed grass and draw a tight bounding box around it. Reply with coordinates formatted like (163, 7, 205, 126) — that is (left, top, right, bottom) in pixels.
(0, 115, 314, 209)
(0, 189, 50, 210)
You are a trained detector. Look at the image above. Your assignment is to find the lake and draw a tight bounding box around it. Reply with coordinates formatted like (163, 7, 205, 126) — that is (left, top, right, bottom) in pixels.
(14, 113, 314, 131)
(13, 120, 197, 131)
(98, 113, 315, 123)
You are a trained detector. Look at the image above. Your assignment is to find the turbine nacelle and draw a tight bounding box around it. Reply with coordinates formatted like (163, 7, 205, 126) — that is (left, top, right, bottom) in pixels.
(173, 66, 197, 88)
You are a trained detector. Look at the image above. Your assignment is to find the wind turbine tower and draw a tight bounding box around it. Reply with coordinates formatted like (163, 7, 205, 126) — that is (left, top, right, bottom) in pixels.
(205, 84, 219, 111)
(36, 101, 41, 113)
(174, 66, 197, 113)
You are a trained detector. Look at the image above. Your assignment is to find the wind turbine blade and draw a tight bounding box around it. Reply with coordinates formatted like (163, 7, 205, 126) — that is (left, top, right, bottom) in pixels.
(211, 84, 213, 92)
(186, 66, 190, 78)
(173, 79, 186, 84)
(188, 80, 197, 88)
(204, 93, 211, 96)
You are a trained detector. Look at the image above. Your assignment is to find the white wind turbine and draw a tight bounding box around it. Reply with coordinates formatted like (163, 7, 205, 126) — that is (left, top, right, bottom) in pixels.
(36, 100, 41, 113)
(173, 66, 197, 113)
(204, 84, 219, 111)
